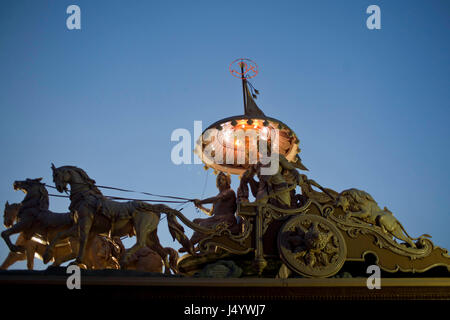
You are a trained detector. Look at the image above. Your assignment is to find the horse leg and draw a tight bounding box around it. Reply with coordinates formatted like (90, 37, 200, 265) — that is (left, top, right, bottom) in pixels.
(121, 213, 159, 267)
(167, 247, 179, 274)
(149, 236, 171, 274)
(147, 230, 171, 274)
(25, 242, 36, 270)
(0, 251, 24, 270)
(54, 252, 77, 266)
(0, 233, 28, 269)
(50, 242, 76, 266)
(75, 215, 93, 267)
(179, 231, 203, 253)
(84, 236, 103, 270)
(43, 226, 78, 264)
(153, 247, 170, 274)
(1, 220, 31, 253)
(53, 239, 79, 266)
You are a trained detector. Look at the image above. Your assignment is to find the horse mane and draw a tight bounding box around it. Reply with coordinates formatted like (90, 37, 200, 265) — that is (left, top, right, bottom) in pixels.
(60, 166, 103, 195)
(21, 180, 50, 211)
(38, 183, 50, 210)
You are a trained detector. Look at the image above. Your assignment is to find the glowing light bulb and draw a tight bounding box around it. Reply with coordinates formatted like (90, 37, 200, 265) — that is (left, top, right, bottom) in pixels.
(260, 126, 269, 141)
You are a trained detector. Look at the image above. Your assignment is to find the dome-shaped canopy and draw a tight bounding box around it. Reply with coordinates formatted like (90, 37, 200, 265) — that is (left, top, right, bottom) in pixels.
(194, 74, 306, 175)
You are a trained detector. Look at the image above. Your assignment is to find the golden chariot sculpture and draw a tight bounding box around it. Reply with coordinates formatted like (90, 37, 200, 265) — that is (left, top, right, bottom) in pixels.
(176, 59, 450, 278)
(2, 59, 450, 281)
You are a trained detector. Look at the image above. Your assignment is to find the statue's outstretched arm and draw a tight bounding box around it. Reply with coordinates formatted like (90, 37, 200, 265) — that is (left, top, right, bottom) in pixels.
(197, 204, 212, 216)
(194, 198, 215, 216)
(199, 195, 219, 204)
(201, 188, 234, 203)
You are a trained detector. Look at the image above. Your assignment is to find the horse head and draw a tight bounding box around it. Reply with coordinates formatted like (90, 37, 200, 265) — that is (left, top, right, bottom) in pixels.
(51, 164, 101, 195)
(3, 201, 21, 228)
(13, 178, 49, 211)
(51, 164, 70, 193)
(13, 178, 43, 194)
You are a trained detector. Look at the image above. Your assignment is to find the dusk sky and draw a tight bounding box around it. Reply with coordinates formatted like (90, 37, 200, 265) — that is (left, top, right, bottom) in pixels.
(1, 0, 449, 270)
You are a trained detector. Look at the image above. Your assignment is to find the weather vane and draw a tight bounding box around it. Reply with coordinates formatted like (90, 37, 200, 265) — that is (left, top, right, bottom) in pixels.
(229, 58, 259, 80)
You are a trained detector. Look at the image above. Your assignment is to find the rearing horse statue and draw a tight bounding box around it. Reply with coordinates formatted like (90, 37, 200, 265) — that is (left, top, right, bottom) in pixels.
(45, 164, 193, 267)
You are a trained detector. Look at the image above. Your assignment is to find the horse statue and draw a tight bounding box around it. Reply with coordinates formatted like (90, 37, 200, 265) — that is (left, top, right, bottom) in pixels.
(113, 234, 180, 274)
(2, 178, 74, 257)
(126, 247, 164, 272)
(1, 182, 121, 270)
(45, 164, 193, 268)
(146, 231, 180, 274)
(116, 238, 179, 273)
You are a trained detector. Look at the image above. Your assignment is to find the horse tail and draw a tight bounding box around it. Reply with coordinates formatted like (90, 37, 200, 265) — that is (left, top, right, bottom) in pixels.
(135, 202, 196, 254)
(166, 213, 194, 255)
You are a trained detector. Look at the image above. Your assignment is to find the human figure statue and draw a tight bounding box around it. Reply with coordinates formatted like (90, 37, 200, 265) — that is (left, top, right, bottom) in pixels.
(237, 165, 258, 203)
(182, 172, 237, 252)
(238, 154, 335, 209)
(250, 154, 298, 208)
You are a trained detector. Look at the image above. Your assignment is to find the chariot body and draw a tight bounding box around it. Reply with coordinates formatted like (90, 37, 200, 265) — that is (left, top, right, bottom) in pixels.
(178, 195, 450, 278)
(177, 61, 450, 278)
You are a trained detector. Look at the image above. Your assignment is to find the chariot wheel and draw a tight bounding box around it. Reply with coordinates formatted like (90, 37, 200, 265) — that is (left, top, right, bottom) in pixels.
(278, 214, 347, 278)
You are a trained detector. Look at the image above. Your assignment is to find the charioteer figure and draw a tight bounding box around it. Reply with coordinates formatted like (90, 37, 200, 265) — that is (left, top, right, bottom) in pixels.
(181, 172, 238, 253)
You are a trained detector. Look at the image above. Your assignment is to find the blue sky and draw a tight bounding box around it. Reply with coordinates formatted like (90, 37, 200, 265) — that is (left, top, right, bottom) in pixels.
(0, 0, 449, 270)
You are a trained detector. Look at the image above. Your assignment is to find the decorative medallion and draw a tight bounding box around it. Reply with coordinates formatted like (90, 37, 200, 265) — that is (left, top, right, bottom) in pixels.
(278, 214, 347, 278)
